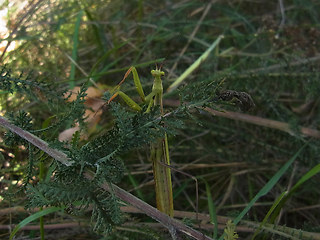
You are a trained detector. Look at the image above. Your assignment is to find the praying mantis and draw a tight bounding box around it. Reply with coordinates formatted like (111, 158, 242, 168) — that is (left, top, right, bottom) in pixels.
(108, 66, 174, 217)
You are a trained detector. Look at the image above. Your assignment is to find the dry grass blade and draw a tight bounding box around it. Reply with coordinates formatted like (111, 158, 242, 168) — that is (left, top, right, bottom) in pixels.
(203, 107, 320, 139)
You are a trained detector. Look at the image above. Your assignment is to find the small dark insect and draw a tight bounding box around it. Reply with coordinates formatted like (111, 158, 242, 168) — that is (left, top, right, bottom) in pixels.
(218, 90, 255, 112)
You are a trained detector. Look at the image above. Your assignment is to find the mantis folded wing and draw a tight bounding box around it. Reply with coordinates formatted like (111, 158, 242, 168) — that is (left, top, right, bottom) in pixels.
(108, 66, 174, 216)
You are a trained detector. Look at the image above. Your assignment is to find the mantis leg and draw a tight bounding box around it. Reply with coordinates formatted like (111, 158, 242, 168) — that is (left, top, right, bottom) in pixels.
(110, 91, 142, 112)
(108, 66, 147, 110)
(131, 67, 146, 102)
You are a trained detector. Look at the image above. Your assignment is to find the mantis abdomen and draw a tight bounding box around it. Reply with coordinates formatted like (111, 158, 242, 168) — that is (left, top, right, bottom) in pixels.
(150, 134, 173, 217)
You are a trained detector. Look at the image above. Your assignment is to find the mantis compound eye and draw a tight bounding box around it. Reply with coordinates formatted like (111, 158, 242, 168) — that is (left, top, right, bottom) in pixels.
(151, 69, 165, 77)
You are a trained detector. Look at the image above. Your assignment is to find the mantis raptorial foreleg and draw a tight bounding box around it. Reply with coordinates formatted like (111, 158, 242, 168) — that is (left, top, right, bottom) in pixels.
(108, 66, 174, 216)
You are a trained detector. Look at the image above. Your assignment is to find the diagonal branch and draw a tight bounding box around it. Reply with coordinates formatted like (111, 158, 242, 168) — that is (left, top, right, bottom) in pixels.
(0, 116, 73, 166)
(0, 115, 213, 240)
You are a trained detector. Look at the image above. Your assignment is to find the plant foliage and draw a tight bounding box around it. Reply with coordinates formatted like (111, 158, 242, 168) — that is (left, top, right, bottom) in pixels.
(1, 0, 320, 239)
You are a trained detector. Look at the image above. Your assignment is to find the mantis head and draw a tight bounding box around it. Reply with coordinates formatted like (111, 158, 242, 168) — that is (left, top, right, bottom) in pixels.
(151, 68, 165, 78)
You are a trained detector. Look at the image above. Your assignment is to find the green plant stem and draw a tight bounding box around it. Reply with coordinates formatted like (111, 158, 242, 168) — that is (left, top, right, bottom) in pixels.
(69, 10, 83, 88)
(39, 158, 45, 240)
(39, 210, 44, 240)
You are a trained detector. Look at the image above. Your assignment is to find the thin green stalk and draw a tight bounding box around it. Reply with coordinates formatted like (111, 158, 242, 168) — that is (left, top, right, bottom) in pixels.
(69, 10, 83, 88)
(37, 142, 45, 240)
(203, 178, 218, 239)
(39, 159, 45, 240)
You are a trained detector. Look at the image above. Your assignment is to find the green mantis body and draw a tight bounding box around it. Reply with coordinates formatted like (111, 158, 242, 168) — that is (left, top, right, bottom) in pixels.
(108, 66, 174, 217)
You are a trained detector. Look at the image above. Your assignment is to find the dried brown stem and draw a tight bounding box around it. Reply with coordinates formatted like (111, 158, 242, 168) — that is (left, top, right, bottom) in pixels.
(202, 107, 320, 138)
(0, 116, 73, 166)
(84, 171, 211, 240)
(162, 99, 320, 138)
(0, 222, 85, 230)
(0, 116, 212, 240)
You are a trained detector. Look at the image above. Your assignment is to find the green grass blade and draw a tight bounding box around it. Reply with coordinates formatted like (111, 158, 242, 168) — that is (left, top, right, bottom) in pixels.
(89, 41, 129, 77)
(218, 143, 307, 240)
(203, 178, 218, 239)
(69, 10, 83, 88)
(269, 162, 320, 223)
(290, 163, 320, 193)
(126, 168, 145, 201)
(83, 8, 108, 53)
(9, 206, 64, 240)
(252, 191, 288, 239)
(173, 180, 189, 199)
(167, 35, 223, 93)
